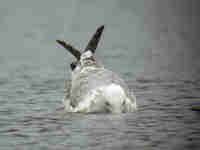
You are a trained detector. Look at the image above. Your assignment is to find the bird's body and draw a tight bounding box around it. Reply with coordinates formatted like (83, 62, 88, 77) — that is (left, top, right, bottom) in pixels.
(57, 25, 137, 113)
(64, 60, 136, 113)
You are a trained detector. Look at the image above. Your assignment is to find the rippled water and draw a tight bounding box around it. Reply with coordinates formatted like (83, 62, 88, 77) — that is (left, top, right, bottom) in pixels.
(1, 0, 200, 150)
(1, 62, 200, 150)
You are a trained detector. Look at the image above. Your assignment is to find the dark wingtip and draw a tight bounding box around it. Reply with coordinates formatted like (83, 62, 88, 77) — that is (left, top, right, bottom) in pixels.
(56, 40, 65, 47)
(97, 25, 104, 33)
(84, 25, 105, 53)
(56, 40, 81, 60)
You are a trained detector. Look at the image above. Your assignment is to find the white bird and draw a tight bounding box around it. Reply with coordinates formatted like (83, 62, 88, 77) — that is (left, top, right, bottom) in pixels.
(56, 25, 137, 113)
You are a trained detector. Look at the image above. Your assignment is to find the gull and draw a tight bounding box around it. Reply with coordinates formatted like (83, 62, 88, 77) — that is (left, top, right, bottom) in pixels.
(56, 25, 136, 113)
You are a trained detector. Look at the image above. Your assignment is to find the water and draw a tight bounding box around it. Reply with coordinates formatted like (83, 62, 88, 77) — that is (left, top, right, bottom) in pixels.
(1, 74, 200, 150)
(1, 0, 200, 150)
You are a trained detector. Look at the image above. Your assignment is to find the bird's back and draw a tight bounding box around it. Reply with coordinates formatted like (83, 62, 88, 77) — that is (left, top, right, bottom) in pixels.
(69, 67, 136, 112)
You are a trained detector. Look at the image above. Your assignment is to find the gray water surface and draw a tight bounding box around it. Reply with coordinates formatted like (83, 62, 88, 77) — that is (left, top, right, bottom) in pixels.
(1, 0, 200, 150)
(1, 74, 200, 150)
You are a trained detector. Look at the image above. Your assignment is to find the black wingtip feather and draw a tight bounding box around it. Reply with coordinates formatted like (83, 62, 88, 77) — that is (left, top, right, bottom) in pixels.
(84, 25, 105, 53)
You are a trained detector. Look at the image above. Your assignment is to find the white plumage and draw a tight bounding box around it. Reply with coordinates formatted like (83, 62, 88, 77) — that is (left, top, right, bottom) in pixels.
(64, 83, 136, 113)
(57, 25, 137, 113)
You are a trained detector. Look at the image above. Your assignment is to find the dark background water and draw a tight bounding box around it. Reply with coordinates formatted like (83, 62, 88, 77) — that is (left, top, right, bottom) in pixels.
(0, 0, 200, 149)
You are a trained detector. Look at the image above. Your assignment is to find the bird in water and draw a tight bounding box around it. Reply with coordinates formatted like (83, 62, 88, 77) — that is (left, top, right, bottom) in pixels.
(56, 25, 137, 113)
